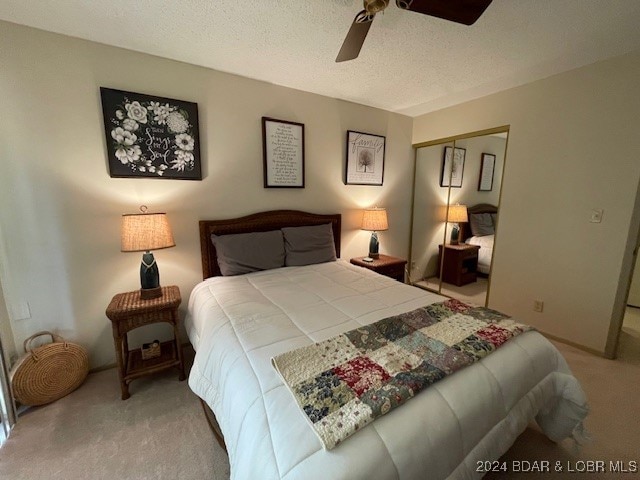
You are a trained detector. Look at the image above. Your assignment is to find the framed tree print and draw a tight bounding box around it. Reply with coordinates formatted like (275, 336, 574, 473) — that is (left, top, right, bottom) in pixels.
(478, 153, 496, 191)
(100, 87, 202, 180)
(345, 130, 385, 186)
(262, 117, 305, 188)
(440, 146, 466, 188)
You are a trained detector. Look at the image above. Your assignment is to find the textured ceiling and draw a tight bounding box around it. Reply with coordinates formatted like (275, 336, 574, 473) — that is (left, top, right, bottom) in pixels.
(2, 0, 640, 116)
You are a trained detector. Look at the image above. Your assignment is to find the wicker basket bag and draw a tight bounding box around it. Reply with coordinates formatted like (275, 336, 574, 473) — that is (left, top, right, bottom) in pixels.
(10, 331, 89, 406)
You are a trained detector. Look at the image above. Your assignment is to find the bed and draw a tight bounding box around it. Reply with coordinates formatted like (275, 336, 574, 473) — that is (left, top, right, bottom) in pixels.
(460, 204, 498, 275)
(186, 210, 588, 480)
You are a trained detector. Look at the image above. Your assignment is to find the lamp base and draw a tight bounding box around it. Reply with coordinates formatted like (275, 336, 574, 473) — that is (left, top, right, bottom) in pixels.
(140, 287, 162, 300)
(368, 252, 380, 259)
(450, 223, 460, 245)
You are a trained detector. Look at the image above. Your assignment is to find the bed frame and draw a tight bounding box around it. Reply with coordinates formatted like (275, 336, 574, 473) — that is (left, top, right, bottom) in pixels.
(459, 203, 498, 243)
(199, 210, 342, 279)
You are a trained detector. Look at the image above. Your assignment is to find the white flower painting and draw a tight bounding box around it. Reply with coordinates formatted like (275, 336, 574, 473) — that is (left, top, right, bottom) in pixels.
(101, 87, 201, 179)
(166, 111, 189, 133)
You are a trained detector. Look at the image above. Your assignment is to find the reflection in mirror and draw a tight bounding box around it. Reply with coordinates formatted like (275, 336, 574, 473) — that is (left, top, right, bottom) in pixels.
(409, 131, 508, 307)
(409, 141, 454, 294)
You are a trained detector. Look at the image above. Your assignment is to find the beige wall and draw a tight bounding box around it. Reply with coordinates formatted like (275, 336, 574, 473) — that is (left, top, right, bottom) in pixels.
(628, 253, 640, 307)
(0, 278, 16, 366)
(413, 50, 640, 353)
(0, 22, 414, 368)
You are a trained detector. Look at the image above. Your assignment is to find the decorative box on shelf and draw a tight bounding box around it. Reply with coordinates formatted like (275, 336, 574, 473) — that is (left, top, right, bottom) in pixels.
(141, 340, 161, 360)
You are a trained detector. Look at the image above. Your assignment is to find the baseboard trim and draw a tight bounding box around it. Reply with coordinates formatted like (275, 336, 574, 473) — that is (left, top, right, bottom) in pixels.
(89, 362, 116, 374)
(538, 331, 605, 358)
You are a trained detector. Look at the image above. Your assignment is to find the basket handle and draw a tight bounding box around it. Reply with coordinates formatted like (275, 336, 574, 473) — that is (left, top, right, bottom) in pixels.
(23, 331, 65, 354)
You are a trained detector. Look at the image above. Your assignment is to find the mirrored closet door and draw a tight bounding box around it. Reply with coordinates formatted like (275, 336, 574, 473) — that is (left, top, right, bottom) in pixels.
(408, 128, 509, 307)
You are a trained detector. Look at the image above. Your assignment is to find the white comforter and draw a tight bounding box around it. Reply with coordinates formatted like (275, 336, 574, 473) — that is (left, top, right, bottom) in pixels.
(466, 235, 494, 274)
(187, 261, 587, 480)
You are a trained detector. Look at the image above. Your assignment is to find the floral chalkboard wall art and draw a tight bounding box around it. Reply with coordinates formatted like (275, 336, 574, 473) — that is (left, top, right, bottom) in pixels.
(100, 87, 202, 180)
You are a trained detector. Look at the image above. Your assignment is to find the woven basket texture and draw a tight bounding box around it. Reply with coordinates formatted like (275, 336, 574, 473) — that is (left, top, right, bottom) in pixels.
(10, 331, 89, 406)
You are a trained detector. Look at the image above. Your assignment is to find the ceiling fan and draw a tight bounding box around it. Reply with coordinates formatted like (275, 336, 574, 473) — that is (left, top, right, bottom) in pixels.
(336, 0, 493, 62)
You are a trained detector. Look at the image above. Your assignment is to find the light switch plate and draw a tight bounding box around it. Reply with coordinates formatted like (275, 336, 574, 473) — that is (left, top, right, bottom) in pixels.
(590, 209, 604, 223)
(10, 301, 31, 320)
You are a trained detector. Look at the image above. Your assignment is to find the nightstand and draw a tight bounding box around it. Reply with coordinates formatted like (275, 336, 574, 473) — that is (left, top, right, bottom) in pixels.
(350, 254, 407, 282)
(437, 244, 481, 286)
(106, 285, 186, 400)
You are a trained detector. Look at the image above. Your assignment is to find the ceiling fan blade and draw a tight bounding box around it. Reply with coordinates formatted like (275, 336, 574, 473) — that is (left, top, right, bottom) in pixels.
(336, 11, 375, 63)
(397, 0, 493, 26)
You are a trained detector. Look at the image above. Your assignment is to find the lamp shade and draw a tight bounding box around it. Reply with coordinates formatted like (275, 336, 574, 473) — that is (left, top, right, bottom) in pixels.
(121, 212, 175, 252)
(362, 207, 388, 231)
(447, 204, 468, 223)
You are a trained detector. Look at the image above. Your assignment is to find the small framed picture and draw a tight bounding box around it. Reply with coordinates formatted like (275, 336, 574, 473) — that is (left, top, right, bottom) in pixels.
(345, 130, 385, 186)
(440, 146, 466, 188)
(262, 117, 305, 188)
(478, 153, 496, 191)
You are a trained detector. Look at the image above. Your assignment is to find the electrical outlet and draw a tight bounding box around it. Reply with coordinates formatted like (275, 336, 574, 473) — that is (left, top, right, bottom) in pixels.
(411, 261, 416, 270)
(533, 300, 544, 313)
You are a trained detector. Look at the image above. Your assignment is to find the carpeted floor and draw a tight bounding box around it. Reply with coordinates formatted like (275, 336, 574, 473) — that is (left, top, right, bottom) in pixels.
(487, 339, 640, 479)
(0, 348, 230, 480)
(1, 339, 638, 480)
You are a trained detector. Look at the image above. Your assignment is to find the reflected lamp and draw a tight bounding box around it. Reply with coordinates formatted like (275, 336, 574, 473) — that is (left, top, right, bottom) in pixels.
(447, 204, 468, 245)
(121, 206, 175, 299)
(361, 207, 388, 262)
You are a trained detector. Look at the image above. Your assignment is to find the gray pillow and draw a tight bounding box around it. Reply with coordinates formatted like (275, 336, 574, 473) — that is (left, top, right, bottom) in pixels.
(211, 230, 285, 276)
(469, 213, 495, 237)
(282, 223, 337, 267)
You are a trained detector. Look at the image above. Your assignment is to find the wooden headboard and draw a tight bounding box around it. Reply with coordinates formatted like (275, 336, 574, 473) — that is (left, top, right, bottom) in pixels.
(459, 203, 498, 243)
(199, 210, 342, 279)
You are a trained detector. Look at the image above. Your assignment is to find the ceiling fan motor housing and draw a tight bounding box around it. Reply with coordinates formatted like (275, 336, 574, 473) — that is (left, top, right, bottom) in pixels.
(364, 0, 390, 14)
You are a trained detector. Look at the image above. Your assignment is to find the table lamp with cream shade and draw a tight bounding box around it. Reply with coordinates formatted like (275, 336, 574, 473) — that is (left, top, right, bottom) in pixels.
(361, 207, 388, 262)
(121, 206, 175, 300)
(447, 204, 468, 245)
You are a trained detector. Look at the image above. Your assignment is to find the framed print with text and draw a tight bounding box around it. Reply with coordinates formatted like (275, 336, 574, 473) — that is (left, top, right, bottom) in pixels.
(100, 87, 201, 180)
(262, 117, 305, 188)
(478, 153, 496, 191)
(440, 146, 466, 188)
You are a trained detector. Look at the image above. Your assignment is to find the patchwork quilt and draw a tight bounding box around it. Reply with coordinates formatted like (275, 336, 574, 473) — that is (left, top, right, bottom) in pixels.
(272, 298, 532, 449)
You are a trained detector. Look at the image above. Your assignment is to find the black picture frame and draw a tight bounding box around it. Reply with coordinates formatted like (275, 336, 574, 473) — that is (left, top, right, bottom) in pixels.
(100, 87, 202, 180)
(345, 130, 386, 186)
(440, 146, 466, 188)
(262, 117, 305, 188)
(478, 153, 496, 191)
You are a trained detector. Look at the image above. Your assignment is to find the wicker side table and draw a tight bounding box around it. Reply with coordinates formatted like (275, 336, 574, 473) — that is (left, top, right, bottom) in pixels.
(106, 285, 186, 400)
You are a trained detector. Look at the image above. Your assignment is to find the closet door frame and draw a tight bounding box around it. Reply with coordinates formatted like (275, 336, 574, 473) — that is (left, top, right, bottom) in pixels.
(408, 125, 510, 307)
